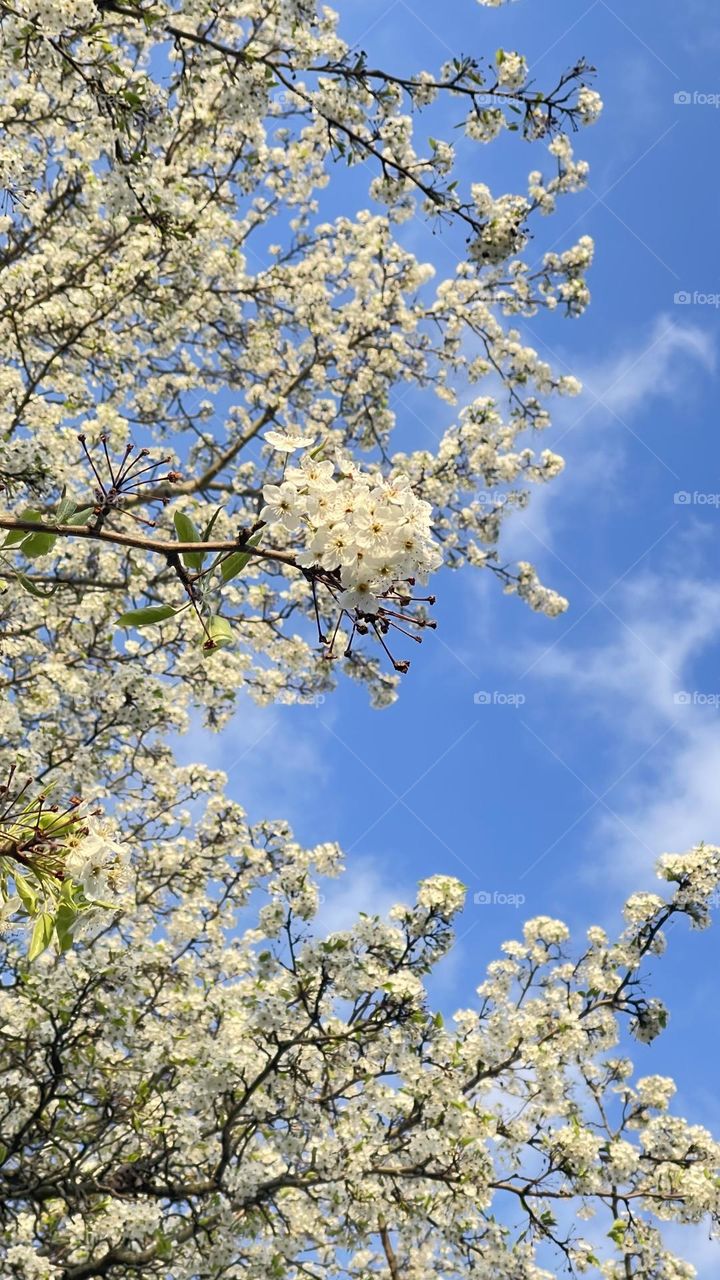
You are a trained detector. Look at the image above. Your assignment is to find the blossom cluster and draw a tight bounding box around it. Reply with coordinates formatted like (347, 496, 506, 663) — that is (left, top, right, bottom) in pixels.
(261, 450, 442, 615)
(63, 822, 130, 905)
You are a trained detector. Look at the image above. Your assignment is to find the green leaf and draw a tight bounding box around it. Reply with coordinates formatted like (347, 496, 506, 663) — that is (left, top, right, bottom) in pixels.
(202, 615, 234, 652)
(21, 532, 58, 558)
(14, 871, 37, 916)
(55, 492, 77, 523)
(54, 903, 78, 953)
(28, 912, 55, 961)
(153, 1232, 173, 1262)
(221, 531, 263, 582)
(117, 604, 178, 628)
(60, 876, 82, 907)
(201, 506, 223, 541)
(608, 1219, 627, 1246)
(37, 809, 81, 836)
(219, 552, 250, 582)
(12, 572, 59, 598)
(68, 507, 96, 526)
(173, 511, 204, 569)
(2, 510, 43, 547)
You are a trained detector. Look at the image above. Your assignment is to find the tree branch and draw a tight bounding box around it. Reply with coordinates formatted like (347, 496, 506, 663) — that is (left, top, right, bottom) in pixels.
(378, 1218, 401, 1280)
(0, 517, 297, 568)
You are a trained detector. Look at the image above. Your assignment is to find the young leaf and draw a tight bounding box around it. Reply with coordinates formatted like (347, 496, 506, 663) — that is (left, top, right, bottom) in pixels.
(117, 604, 178, 628)
(202, 615, 234, 652)
(608, 1219, 627, 1246)
(68, 507, 96, 526)
(173, 511, 205, 569)
(2, 510, 44, 548)
(54, 902, 78, 953)
(28, 912, 55, 962)
(201, 506, 223, 541)
(221, 531, 263, 582)
(55, 493, 77, 523)
(60, 876, 81, 906)
(37, 810, 81, 836)
(14, 871, 37, 916)
(12, 572, 59, 598)
(21, 532, 58, 558)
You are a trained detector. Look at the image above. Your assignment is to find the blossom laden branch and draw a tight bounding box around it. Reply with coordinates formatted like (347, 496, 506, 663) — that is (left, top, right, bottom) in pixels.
(0, 434, 441, 667)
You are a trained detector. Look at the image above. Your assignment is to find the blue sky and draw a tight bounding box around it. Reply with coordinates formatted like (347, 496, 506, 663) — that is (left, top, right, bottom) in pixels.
(180, 1, 720, 1266)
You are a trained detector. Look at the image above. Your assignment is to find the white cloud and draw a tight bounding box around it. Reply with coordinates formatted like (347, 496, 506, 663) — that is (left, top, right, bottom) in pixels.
(317, 856, 414, 934)
(578, 314, 714, 415)
(533, 563, 720, 889)
(500, 314, 715, 555)
(538, 570, 720, 731)
(509, 314, 719, 891)
(173, 697, 336, 828)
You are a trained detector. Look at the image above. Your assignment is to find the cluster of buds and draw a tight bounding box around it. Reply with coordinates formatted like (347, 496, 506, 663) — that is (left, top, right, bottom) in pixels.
(306, 569, 437, 673)
(0, 764, 97, 882)
(78, 434, 182, 531)
(0, 764, 129, 958)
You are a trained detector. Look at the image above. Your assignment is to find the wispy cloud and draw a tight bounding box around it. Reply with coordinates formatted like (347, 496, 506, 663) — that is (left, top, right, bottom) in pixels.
(317, 855, 413, 934)
(500, 314, 715, 554)
(578, 314, 714, 415)
(535, 561, 720, 887)
(538, 569, 720, 730)
(173, 697, 336, 832)
(511, 314, 719, 889)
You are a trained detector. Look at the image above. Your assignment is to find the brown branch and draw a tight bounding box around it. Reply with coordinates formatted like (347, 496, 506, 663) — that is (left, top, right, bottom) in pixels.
(378, 1218, 401, 1280)
(0, 517, 296, 568)
(0, 574, 127, 589)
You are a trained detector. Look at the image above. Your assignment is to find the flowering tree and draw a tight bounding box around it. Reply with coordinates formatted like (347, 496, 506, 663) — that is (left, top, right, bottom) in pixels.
(0, 0, 718, 1276)
(2, 829, 720, 1280)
